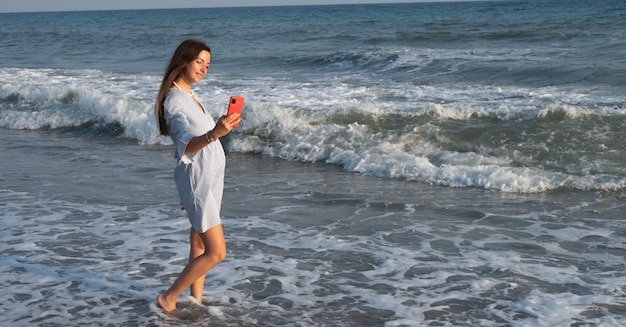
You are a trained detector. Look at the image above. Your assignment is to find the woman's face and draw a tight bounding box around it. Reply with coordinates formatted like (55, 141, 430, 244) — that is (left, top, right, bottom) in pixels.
(183, 50, 211, 84)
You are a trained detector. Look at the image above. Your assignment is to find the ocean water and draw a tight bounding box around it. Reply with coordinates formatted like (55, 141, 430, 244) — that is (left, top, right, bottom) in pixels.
(1, 1, 626, 326)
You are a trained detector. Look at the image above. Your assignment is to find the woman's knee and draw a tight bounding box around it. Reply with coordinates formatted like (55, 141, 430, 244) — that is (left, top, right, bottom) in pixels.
(210, 245, 226, 263)
(190, 231, 205, 251)
(198, 224, 226, 263)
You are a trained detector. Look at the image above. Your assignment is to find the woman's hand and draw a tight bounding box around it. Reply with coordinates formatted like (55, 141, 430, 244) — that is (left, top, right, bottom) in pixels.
(183, 113, 241, 155)
(211, 113, 241, 139)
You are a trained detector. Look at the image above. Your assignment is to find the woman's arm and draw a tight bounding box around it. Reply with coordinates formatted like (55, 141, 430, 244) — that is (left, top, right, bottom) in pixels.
(183, 113, 241, 155)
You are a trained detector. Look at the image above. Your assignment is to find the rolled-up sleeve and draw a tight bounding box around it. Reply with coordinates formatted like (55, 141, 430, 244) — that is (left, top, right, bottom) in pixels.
(163, 93, 196, 164)
(167, 111, 195, 164)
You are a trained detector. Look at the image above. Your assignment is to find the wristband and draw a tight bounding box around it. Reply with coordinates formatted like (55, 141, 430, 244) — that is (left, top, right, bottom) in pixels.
(205, 132, 215, 144)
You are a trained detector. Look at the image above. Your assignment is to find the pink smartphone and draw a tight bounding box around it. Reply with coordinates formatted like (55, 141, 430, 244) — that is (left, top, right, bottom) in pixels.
(226, 96, 244, 127)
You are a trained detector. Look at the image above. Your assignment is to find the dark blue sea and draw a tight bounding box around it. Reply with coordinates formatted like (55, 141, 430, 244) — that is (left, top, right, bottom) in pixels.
(1, 1, 625, 326)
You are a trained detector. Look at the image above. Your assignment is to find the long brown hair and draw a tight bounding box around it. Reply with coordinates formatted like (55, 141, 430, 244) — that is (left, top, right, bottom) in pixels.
(155, 39, 211, 136)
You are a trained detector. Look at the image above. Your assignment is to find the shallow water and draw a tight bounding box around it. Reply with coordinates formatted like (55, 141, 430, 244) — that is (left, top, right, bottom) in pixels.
(1, 1, 626, 325)
(1, 1, 625, 193)
(2, 129, 626, 326)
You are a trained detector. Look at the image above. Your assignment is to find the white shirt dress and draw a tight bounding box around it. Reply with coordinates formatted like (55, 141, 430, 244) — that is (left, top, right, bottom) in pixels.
(163, 88, 226, 233)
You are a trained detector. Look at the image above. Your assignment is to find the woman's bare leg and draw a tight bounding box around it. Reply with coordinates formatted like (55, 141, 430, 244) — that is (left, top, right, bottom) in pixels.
(189, 228, 206, 302)
(157, 224, 226, 312)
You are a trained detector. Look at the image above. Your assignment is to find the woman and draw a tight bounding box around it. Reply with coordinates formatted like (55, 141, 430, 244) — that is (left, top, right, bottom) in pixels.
(154, 39, 240, 313)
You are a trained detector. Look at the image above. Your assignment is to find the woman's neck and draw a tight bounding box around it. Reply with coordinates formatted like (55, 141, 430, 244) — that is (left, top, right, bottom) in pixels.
(172, 80, 193, 96)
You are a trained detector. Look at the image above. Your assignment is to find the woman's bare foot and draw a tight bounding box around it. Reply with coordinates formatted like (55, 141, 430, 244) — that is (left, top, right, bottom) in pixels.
(156, 293, 176, 313)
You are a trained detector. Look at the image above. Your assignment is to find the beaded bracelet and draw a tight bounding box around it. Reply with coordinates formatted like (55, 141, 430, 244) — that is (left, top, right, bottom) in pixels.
(205, 132, 215, 144)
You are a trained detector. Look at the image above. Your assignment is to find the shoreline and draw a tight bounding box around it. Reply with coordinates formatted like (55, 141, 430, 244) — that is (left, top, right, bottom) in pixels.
(2, 128, 626, 326)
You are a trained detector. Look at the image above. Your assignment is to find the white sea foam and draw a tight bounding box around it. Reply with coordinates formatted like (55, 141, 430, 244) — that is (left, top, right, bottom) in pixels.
(2, 2, 625, 325)
(2, 126, 626, 326)
(1, 66, 625, 193)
